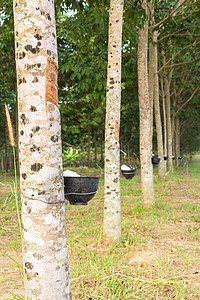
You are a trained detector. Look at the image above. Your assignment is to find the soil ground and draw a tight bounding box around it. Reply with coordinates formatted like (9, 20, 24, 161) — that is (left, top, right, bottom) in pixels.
(0, 156, 199, 299)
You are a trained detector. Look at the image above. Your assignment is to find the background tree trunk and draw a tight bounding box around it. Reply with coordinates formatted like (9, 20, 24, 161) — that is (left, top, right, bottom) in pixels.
(160, 73, 167, 172)
(103, 0, 124, 243)
(138, 0, 154, 207)
(94, 130, 97, 168)
(87, 128, 91, 168)
(163, 51, 173, 171)
(13, 0, 71, 299)
(153, 32, 165, 180)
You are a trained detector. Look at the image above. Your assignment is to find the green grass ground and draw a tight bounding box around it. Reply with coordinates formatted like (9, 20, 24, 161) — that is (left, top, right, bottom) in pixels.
(0, 155, 200, 299)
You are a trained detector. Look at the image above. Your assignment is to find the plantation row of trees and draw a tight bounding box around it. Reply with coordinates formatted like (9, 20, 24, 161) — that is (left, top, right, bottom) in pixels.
(0, 0, 199, 299)
(0, 0, 200, 172)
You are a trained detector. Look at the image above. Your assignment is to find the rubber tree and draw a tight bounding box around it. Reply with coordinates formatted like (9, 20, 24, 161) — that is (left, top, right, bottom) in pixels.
(13, 0, 71, 299)
(103, 0, 124, 243)
(152, 31, 165, 180)
(137, 0, 154, 207)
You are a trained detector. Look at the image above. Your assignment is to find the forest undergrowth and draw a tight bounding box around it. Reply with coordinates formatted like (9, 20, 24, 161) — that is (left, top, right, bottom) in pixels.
(0, 156, 199, 299)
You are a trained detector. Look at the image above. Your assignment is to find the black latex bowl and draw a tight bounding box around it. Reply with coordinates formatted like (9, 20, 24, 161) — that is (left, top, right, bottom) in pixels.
(121, 169, 136, 179)
(164, 155, 168, 161)
(152, 155, 160, 165)
(64, 176, 100, 205)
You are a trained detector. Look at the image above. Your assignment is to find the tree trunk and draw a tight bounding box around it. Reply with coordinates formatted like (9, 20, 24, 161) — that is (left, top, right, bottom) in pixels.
(152, 32, 165, 180)
(100, 131, 104, 168)
(103, 0, 124, 243)
(160, 72, 167, 172)
(138, 0, 154, 207)
(148, 1, 154, 149)
(1, 150, 4, 171)
(94, 130, 97, 168)
(163, 51, 173, 171)
(87, 128, 91, 168)
(13, 1, 71, 299)
(175, 117, 180, 167)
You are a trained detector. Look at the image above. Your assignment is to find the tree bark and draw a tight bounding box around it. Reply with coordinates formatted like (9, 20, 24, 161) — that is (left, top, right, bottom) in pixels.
(103, 0, 124, 243)
(94, 130, 97, 167)
(148, 1, 154, 148)
(152, 32, 165, 180)
(87, 128, 91, 168)
(163, 51, 173, 171)
(100, 131, 104, 168)
(175, 117, 180, 167)
(160, 72, 167, 172)
(138, 0, 154, 207)
(13, 1, 71, 299)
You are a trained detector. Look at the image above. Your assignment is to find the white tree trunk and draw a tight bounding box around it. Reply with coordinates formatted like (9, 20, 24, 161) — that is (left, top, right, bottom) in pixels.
(160, 72, 167, 172)
(152, 32, 165, 180)
(13, 1, 71, 299)
(138, 0, 154, 208)
(103, 0, 124, 243)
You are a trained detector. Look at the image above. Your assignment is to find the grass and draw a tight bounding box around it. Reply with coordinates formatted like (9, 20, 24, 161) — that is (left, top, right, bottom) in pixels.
(0, 155, 200, 299)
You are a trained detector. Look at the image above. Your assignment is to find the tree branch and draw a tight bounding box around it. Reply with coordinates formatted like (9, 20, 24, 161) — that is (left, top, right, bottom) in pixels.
(157, 26, 197, 43)
(151, 0, 188, 31)
(158, 40, 200, 74)
(175, 86, 199, 116)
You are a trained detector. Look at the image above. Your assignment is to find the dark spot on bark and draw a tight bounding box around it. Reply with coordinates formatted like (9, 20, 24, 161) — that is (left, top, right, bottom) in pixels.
(116, 62, 118, 65)
(16, 42, 18, 47)
(32, 77, 39, 83)
(50, 123, 53, 127)
(113, 178, 118, 183)
(25, 45, 40, 54)
(41, 10, 45, 15)
(21, 114, 29, 125)
(30, 105, 37, 112)
(31, 163, 43, 172)
(47, 49, 51, 56)
(113, 45, 116, 48)
(18, 77, 26, 84)
(52, 32, 55, 37)
(15, 2, 18, 7)
(110, 79, 115, 84)
(33, 272, 39, 278)
(34, 33, 42, 40)
(18, 52, 26, 59)
(38, 190, 46, 195)
(37, 41, 41, 47)
(108, 65, 111, 68)
(51, 135, 58, 143)
(110, 86, 114, 89)
(29, 133, 33, 138)
(27, 207, 32, 214)
(22, 173, 27, 180)
(25, 262, 34, 270)
(32, 126, 40, 133)
(20, 130, 24, 135)
(104, 207, 107, 209)
(16, 31, 18, 36)
(24, 201, 27, 205)
(107, 192, 111, 195)
(106, 159, 110, 162)
(37, 63, 41, 68)
(110, 23, 112, 26)
(46, 13, 51, 20)
(30, 145, 40, 152)
(36, 7, 40, 10)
